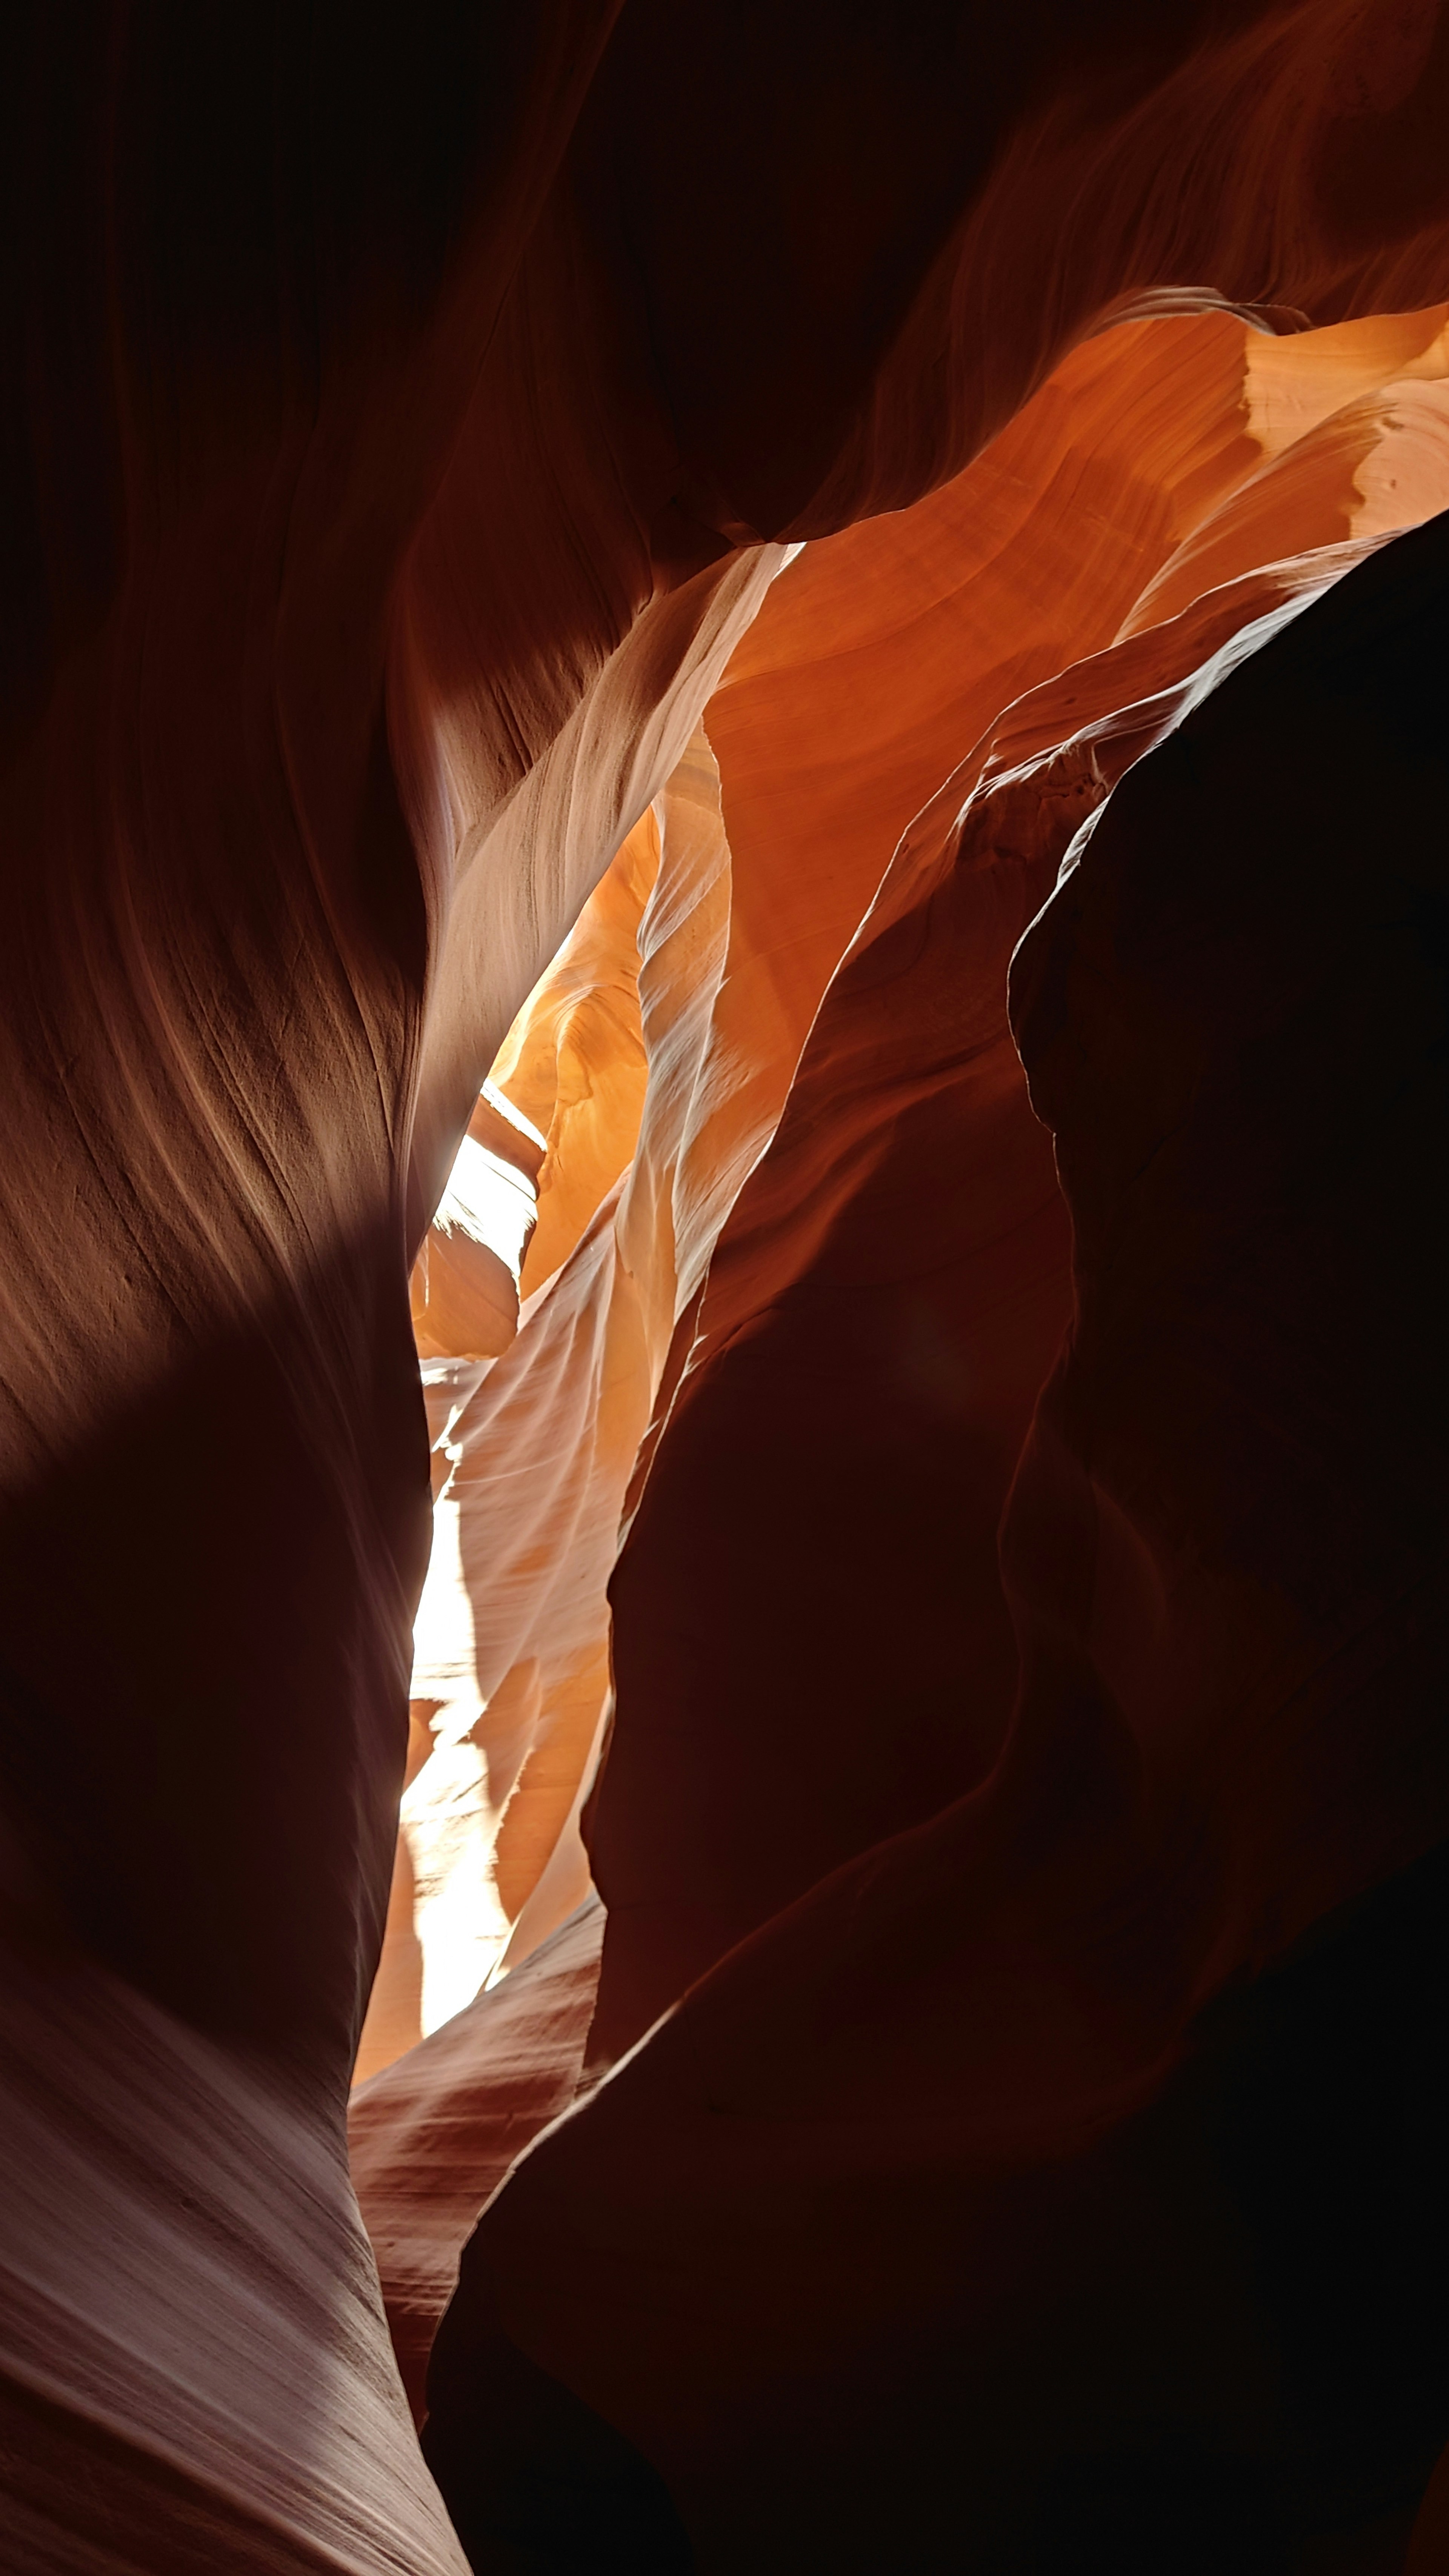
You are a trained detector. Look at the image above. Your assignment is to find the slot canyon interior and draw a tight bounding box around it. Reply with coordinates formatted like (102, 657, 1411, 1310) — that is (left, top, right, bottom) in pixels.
(4, 5, 1449, 2569)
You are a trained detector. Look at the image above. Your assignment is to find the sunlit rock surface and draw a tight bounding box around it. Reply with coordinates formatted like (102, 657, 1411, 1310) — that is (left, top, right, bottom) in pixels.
(359, 295, 1449, 2569)
(4, 3, 1449, 2568)
(358, 297, 1449, 2093)
(352, 300, 1449, 2060)
(423, 509, 1449, 2574)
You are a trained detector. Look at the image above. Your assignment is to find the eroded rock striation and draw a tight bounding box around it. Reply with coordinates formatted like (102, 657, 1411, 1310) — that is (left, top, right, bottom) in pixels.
(424, 506, 1449, 2573)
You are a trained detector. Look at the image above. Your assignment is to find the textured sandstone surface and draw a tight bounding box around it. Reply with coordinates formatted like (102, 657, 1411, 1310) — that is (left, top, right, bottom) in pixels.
(358, 297, 1449, 2092)
(3, 4, 1449, 2569)
(368, 300, 1449, 2565)
(351, 1896, 605, 2428)
(425, 505, 1449, 2576)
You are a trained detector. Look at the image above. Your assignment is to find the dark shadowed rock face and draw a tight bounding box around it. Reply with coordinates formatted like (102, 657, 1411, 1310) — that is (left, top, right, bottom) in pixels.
(425, 1835, 1449, 2572)
(424, 2325, 697, 2576)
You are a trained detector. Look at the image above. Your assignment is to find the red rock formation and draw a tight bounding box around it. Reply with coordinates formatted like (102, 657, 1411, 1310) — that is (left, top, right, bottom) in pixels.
(5, 3, 1449, 2568)
(344, 295, 1449, 2566)
(425, 504, 1449, 2576)
(357, 298, 1449, 2101)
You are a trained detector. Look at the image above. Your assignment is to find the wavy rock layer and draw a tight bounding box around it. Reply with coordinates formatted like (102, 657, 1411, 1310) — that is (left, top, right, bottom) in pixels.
(356, 297, 1449, 2561)
(424, 505, 1449, 2573)
(356, 298, 1449, 2094)
(5, 3, 1449, 2568)
(351, 294, 1449, 2102)
(407, 304, 1449, 2576)
(351, 1896, 605, 2427)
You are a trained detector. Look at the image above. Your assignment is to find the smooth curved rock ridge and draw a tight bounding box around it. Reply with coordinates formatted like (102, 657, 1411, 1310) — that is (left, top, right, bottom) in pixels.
(1123, 306, 1449, 632)
(0, 1938, 467, 2574)
(363, 303, 1273, 2088)
(425, 500, 1449, 2576)
(351, 1895, 605, 2430)
(588, 301, 1449, 2055)
(445, 302, 1449, 2070)
(791, 0, 1449, 537)
(351, 296, 1449, 2478)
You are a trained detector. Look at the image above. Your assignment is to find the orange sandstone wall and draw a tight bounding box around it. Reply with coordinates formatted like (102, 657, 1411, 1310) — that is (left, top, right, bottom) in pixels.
(353, 298, 1449, 2530)
(353, 300, 1449, 2072)
(4, 4, 1449, 2568)
(427, 505, 1449, 2573)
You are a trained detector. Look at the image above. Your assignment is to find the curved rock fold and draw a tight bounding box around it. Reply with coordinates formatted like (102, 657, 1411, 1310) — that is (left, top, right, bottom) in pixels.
(4, 6, 1449, 2569)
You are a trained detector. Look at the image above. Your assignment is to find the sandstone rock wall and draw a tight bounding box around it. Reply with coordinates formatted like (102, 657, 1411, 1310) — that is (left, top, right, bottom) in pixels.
(4, 4, 1449, 2566)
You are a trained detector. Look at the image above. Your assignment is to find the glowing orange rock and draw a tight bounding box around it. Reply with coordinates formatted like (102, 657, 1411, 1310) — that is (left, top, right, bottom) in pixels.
(427, 502, 1449, 2576)
(354, 303, 1449, 2507)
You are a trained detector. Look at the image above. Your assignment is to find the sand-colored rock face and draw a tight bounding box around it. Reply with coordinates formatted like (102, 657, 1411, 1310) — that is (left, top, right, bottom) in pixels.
(5, 5, 1449, 2568)
(348, 291, 1449, 2566)
(424, 518, 1449, 2569)
(353, 298, 1449, 2085)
